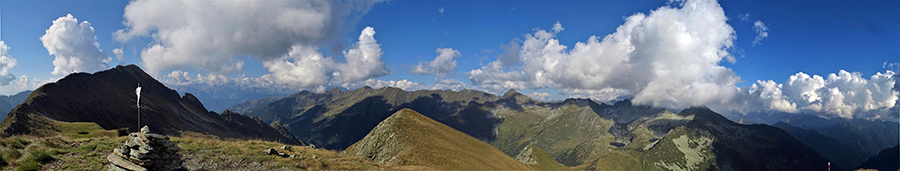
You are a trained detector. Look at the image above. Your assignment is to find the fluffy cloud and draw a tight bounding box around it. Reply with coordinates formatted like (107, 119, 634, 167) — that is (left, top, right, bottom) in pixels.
(468, 0, 738, 110)
(367, 79, 422, 90)
(528, 92, 551, 100)
(0, 75, 57, 95)
(0, 41, 56, 94)
(737, 70, 897, 119)
(336, 78, 469, 92)
(752, 20, 769, 46)
(163, 70, 278, 88)
(113, 48, 125, 64)
(164, 28, 389, 93)
(115, 0, 383, 75)
(264, 27, 389, 92)
(412, 48, 461, 75)
(431, 78, 468, 91)
(439, 7, 445, 16)
(0, 41, 18, 86)
(41, 14, 111, 76)
(464, 0, 896, 119)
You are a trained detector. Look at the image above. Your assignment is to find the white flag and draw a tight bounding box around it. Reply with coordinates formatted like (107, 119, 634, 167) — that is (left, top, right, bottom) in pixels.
(136, 86, 141, 107)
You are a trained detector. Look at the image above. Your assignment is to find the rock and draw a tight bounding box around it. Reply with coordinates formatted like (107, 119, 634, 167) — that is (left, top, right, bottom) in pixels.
(264, 148, 278, 155)
(514, 145, 537, 165)
(289, 155, 296, 158)
(107, 126, 184, 171)
(140, 126, 150, 134)
(107, 153, 148, 171)
(280, 145, 292, 151)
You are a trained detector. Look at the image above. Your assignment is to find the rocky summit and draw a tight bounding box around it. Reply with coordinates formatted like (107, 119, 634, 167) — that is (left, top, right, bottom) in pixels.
(108, 126, 184, 171)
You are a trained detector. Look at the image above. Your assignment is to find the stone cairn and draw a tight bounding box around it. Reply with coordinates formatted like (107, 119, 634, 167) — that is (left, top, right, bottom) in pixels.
(108, 126, 185, 171)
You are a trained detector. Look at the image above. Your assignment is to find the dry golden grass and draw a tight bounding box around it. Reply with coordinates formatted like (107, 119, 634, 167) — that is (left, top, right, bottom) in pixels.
(345, 108, 533, 170)
(173, 131, 383, 170)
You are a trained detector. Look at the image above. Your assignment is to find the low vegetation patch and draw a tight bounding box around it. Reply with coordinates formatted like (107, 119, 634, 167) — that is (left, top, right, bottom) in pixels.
(0, 122, 384, 170)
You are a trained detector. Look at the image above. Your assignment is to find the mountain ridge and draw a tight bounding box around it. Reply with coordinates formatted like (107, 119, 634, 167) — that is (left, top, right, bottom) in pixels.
(234, 86, 839, 170)
(341, 108, 532, 170)
(0, 65, 305, 145)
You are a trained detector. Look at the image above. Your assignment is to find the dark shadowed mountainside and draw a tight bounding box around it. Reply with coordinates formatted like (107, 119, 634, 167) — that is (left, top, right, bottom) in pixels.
(0, 65, 305, 145)
(773, 121, 871, 168)
(857, 144, 899, 171)
(737, 111, 899, 157)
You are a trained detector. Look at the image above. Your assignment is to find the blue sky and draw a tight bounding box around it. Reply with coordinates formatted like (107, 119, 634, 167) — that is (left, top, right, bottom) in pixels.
(1, 0, 898, 119)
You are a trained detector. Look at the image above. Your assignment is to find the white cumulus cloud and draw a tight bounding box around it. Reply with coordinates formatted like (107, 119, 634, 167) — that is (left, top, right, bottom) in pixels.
(752, 20, 769, 46)
(467, 0, 738, 110)
(41, 14, 111, 76)
(412, 48, 461, 75)
(163, 70, 279, 89)
(0, 75, 58, 95)
(463, 0, 895, 119)
(431, 78, 468, 91)
(264, 27, 389, 92)
(735, 70, 897, 119)
(0, 41, 18, 86)
(113, 48, 125, 64)
(528, 92, 551, 100)
(115, 0, 383, 76)
(361, 79, 423, 90)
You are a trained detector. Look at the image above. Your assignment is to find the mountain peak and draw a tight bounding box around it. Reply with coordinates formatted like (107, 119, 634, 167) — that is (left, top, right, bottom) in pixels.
(613, 99, 632, 106)
(326, 87, 344, 94)
(342, 108, 530, 170)
(360, 86, 374, 90)
(502, 89, 519, 98)
(0, 65, 307, 145)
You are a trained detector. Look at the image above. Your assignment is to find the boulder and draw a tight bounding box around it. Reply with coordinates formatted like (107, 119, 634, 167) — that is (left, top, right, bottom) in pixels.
(264, 148, 278, 155)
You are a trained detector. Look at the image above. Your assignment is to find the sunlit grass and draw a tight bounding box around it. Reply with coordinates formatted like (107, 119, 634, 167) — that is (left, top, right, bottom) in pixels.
(0, 122, 383, 170)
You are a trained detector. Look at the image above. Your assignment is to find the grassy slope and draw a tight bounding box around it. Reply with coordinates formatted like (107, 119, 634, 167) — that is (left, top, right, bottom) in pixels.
(343, 108, 531, 170)
(490, 103, 616, 166)
(0, 121, 383, 171)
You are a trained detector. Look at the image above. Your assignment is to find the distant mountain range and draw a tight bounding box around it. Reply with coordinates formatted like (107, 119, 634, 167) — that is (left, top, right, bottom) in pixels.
(232, 87, 837, 170)
(0, 90, 32, 120)
(168, 83, 294, 113)
(733, 110, 899, 169)
(0, 65, 305, 145)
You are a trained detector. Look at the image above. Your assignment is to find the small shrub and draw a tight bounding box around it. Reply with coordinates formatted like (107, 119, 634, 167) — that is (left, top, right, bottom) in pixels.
(117, 128, 130, 136)
(21, 149, 55, 164)
(15, 160, 41, 171)
(0, 137, 31, 149)
(0, 157, 7, 168)
(1, 147, 22, 161)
